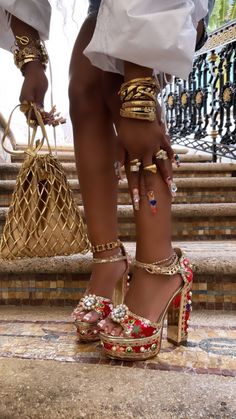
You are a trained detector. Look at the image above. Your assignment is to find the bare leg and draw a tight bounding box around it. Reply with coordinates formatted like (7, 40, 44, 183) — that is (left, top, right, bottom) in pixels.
(101, 73, 182, 331)
(69, 18, 126, 321)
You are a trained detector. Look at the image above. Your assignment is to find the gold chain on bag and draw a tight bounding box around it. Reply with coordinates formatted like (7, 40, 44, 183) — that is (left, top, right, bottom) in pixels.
(0, 103, 90, 259)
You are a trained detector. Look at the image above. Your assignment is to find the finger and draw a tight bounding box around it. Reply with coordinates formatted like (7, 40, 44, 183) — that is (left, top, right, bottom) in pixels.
(126, 155, 141, 211)
(142, 153, 158, 214)
(161, 132, 175, 161)
(155, 153, 171, 183)
(114, 142, 126, 180)
(155, 155, 177, 199)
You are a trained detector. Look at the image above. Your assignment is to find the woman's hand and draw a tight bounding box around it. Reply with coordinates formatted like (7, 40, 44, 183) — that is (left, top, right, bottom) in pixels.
(117, 117, 174, 206)
(19, 61, 48, 108)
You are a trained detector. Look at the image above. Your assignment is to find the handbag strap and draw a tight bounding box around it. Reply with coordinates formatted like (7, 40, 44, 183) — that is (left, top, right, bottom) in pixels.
(1, 103, 52, 157)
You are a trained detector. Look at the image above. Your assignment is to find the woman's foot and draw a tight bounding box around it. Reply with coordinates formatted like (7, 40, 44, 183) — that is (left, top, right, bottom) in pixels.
(72, 241, 129, 338)
(73, 256, 127, 324)
(99, 251, 184, 335)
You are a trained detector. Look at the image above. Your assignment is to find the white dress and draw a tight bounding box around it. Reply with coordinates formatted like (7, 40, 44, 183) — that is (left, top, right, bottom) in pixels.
(0, 0, 208, 79)
(84, 0, 209, 79)
(0, 0, 51, 51)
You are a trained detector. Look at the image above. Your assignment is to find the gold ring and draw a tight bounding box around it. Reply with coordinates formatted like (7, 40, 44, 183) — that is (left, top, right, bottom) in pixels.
(144, 164, 157, 174)
(156, 150, 168, 160)
(130, 159, 141, 172)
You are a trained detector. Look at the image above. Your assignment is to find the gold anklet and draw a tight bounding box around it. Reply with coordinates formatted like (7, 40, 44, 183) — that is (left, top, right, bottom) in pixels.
(91, 239, 122, 254)
(134, 252, 181, 275)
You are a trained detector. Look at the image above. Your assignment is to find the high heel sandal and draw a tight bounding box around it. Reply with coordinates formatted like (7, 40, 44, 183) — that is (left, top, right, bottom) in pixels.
(100, 248, 193, 360)
(72, 240, 129, 342)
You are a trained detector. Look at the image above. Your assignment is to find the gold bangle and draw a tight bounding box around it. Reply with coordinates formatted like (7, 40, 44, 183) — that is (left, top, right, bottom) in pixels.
(13, 36, 48, 75)
(122, 100, 156, 109)
(120, 108, 156, 122)
(121, 106, 156, 113)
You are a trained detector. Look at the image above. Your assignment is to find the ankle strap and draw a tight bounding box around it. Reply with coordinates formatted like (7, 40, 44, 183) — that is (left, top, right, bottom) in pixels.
(134, 252, 180, 275)
(91, 239, 122, 254)
(93, 254, 128, 264)
(92, 240, 128, 264)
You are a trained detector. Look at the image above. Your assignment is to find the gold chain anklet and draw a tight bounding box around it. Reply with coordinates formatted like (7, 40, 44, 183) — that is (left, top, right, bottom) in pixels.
(134, 252, 181, 275)
(91, 239, 122, 254)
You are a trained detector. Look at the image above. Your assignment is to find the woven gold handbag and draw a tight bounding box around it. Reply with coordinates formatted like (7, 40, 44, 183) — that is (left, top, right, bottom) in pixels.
(0, 103, 90, 259)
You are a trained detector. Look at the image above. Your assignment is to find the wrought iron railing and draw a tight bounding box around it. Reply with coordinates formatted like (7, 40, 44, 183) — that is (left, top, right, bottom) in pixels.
(165, 20, 236, 161)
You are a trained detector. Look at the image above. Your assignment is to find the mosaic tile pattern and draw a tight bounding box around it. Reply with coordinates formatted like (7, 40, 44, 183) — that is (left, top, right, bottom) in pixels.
(0, 272, 235, 310)
(0, 308, 235, 377)
(1, 183, 236, 207)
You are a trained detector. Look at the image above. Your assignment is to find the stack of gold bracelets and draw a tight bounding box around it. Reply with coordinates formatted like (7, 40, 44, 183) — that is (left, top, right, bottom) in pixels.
(119, 76, 159, 122)
(13, 35, 48, 75)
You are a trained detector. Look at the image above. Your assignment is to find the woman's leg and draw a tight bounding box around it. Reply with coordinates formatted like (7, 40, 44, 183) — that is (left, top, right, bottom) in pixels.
(69, 18, 126, 319)
(102, 73, 182, 326)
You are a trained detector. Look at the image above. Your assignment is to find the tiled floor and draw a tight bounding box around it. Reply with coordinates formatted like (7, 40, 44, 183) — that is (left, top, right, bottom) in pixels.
(0, 307, 235, 377)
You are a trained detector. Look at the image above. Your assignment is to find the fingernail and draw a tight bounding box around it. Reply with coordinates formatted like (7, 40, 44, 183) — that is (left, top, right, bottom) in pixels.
(114, 161, 123, 180)
(166, 177, 178, 197)
(174, 154, 180, 167)
(147, 191, 157, 214)
(132, 188, 140, 211)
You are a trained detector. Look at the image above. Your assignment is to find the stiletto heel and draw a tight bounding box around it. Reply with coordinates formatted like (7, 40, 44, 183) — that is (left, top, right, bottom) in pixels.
(100, 248, 193, 360)
(71, 240, 129, 342)
(167, 278, 193, 346)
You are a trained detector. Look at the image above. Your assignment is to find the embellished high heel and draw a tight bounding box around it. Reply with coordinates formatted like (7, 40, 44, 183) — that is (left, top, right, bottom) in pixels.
(100, 248, 193, 360)
(72, 240, 129, 342)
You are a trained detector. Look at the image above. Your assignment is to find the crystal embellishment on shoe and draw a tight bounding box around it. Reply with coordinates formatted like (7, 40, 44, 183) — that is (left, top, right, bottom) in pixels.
(81, 295, 99, 311)
(111, 304, 128, 323)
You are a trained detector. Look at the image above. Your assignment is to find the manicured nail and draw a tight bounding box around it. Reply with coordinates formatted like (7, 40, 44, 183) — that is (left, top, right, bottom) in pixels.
(166, 177, 178, 197)
(132, 188, 140, 211)
(174, 154, 180, 167)
(147, 191, 157, 214)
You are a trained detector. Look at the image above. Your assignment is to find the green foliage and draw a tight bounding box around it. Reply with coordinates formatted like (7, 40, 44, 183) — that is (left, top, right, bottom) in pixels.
(208, 0, 236, 31)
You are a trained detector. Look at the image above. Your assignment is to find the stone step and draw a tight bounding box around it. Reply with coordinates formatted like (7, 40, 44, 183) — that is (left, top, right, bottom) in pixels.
(117, 178, 236, 205)
(1, 203, 236, 242)
(13, 144, 190, 155)
(1, 177, 236, 207)
(0, 241, 235, 310)
(116, 203, 236, 241)
(1, 162, 235, 181)
(11, 152, 213, 164)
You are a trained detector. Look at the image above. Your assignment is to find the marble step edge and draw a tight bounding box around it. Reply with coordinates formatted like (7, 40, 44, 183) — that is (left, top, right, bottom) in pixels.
(14, 144, 190, 154)
(1, 162, 235, 176)
(11, 153, 213, 163)
(0, 241, 235, 275)
(1, 203, 236, 221)
(1, 177, 236, 192)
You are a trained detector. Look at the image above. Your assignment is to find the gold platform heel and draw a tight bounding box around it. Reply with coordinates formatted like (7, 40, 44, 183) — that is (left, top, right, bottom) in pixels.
(100, 248, 193, 360)
(72, 240, 129, 342)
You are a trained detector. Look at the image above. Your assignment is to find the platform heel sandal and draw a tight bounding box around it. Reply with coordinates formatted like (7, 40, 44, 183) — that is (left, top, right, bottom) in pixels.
(100, 248, 193, 360)
(72, 240, 129, 342)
